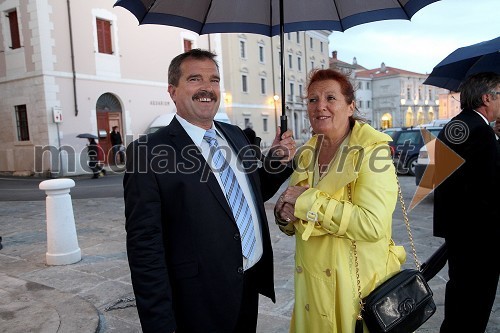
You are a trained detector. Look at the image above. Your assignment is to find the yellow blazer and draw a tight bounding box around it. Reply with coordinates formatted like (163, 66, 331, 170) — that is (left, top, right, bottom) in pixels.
(283, 122, 406, 333)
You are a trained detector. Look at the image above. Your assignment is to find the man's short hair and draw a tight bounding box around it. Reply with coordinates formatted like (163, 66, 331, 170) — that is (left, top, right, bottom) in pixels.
(459, 72, 500, 110)
(168, 49, 219, 86)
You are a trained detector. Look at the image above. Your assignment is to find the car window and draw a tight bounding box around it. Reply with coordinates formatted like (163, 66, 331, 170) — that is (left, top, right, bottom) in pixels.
(395, 131, 421, 145)
(429, 129, 441, 137)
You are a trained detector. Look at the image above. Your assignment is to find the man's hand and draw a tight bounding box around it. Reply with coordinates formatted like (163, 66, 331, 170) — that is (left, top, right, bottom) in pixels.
(268, 127, 297, 164)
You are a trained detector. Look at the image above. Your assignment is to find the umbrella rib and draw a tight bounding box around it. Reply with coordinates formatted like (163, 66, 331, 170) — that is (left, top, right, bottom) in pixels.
(396, 0, 411, 19)
(200, 0, 214, 34)
(331, 0, 345, 31)
(139, 0, 159, 24)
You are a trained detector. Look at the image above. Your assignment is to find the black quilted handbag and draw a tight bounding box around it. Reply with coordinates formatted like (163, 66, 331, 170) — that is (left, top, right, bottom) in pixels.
(358, 269, 436, 333)
(349, 180, 437, 333)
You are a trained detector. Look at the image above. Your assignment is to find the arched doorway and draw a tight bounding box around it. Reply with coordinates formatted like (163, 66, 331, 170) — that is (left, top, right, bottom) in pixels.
(96, 93, 123, 164)
(417, 110, 425, 125)
(380, 113, 392, 129)
(405, 110, 414, 127)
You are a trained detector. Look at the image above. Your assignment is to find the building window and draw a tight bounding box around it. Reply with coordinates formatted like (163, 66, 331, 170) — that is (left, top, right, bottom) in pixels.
(366, 82, 370, 90)
(359, 101, 363, 108)
(260, 78, 266, 94)
(288, 54, 293, 69)
(263, 118, 268, 132)
(310, 37, 313, 49)
(287, 33, 291, 40)
(244, 118, 251, 128)
(259, 45, 265, 63)
(15, 105, 29, 141)
(299, 84, 303, 98)
(367, 101, 371, 108)
(96, 18, 113, 54)
(183, 39, 193, 52)
(320, 41, 324, 53)
(241, 75, 248, 92)
(297, 56, 302, 71)
(428, 88, 432, 100)
(407, 87, 411, 100)
(311, 61, 314, 69)
(7, 9, 21, 49)
(296, 32, 300, 43)
(239, 40, 246, 58)
(289, 82, 294, 101)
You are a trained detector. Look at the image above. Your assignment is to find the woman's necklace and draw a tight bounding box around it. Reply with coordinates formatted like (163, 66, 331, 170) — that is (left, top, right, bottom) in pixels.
(316, 130, 350, 178)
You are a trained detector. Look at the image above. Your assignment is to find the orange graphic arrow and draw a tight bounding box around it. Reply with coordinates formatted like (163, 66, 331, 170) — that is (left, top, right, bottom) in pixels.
(409, 128, 465, 210)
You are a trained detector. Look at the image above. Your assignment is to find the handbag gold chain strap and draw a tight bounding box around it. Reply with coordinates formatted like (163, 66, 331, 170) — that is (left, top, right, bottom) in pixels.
(349, 176, 421, 318)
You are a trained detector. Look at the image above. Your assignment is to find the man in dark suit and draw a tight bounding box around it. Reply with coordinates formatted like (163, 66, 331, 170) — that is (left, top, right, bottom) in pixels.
(124, 49, 296, 333)
(434, 72, 500, 333)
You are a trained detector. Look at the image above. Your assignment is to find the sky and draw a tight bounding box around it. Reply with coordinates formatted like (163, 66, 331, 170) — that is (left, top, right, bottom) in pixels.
(328, 0, 500, 74)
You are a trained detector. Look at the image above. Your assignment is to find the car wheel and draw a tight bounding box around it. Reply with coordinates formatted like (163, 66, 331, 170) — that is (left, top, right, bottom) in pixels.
(407, 156, 418, 176)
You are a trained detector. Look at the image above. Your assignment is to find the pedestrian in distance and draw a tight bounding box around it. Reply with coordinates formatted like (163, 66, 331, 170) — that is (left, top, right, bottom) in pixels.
(433, 72, 500, 333)
(87, 138, 105, 179)
(124, 48, 297, 333)
(110, 126, 125, 164)
(274, 69, 405, 333)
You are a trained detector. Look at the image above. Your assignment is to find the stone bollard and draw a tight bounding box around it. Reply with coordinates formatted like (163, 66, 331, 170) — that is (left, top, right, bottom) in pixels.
(39, 179, 81, 265)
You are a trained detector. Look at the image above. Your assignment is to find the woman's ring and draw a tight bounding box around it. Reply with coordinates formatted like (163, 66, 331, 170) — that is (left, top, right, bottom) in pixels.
(285, 217, 291, 222)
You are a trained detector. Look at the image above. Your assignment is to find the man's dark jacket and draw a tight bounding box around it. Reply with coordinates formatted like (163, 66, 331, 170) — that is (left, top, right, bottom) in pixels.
(124, 118, 292, 333)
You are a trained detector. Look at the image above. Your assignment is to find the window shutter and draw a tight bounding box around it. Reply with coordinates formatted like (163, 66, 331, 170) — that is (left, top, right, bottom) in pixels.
(8, 10, 21, 49)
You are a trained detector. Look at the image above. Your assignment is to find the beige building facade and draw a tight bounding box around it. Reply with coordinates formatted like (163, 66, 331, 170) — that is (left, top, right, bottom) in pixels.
(0, 0, 330, 176)
(355, 63, 446, 130)
(220, 30, 331, 147)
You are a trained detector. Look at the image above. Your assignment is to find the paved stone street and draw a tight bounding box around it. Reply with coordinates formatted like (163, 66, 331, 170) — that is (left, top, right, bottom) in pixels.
(0, 175, 498, 332)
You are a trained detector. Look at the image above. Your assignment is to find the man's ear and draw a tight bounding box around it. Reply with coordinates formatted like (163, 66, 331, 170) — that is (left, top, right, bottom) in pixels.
(168, 85, 176, 101)
(482, 93, 492, 106)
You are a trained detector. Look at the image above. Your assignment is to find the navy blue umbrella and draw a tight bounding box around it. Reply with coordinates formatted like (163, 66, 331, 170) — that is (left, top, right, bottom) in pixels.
(115, 0, 439, 130)
(424, 36, 500, 92)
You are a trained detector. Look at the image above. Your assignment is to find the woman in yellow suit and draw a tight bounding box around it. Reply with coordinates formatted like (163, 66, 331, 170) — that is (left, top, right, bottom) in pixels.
(275, 69, 405, 333)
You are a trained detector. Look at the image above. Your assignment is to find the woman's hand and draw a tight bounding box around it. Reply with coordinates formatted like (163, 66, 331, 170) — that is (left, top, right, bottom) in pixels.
(275, 185, 309, 223)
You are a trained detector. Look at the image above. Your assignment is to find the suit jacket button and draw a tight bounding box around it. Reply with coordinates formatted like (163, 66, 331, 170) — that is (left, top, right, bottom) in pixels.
(237, 267, 244, 274)
(234, 233, 240, 240)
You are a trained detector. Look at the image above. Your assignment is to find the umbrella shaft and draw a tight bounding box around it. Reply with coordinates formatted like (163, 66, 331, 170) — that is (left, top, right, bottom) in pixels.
(279, 0, 287, 134)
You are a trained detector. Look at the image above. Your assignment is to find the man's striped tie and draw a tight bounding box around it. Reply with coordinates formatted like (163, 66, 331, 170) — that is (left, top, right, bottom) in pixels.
(204, 129, 256, 259)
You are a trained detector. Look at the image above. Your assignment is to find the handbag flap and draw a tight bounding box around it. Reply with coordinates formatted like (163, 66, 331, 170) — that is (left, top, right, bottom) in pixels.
(363, 269, 434, 331)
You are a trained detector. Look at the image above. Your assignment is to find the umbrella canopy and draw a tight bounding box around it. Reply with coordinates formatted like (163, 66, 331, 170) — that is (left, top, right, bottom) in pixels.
(423, 36, 500, 91)
(76, 133, 98, 139)
(114, 0, 439, 130)
(114, 0, 438, 36)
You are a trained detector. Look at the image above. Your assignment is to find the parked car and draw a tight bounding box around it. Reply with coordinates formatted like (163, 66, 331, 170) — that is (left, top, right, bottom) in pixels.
(415, 142, 434, 188)
(388, 126, 444, 176)
(145, 111, 232, 134)
(382, 127, 406, 139)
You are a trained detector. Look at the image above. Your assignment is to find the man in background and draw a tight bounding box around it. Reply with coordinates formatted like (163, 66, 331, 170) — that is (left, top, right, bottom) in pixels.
(110, 126, 124, 164)
(434, 72, 500, 332)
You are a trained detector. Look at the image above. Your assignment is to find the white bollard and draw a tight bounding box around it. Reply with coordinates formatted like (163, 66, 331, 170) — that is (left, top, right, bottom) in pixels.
(39, 179, 81, 265)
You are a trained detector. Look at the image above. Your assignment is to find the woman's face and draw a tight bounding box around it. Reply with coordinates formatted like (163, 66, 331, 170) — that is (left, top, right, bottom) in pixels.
(307, 79, 355, 138)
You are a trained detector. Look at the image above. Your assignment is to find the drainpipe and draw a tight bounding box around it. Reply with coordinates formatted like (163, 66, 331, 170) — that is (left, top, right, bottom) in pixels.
(67, 0, 78, 116)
